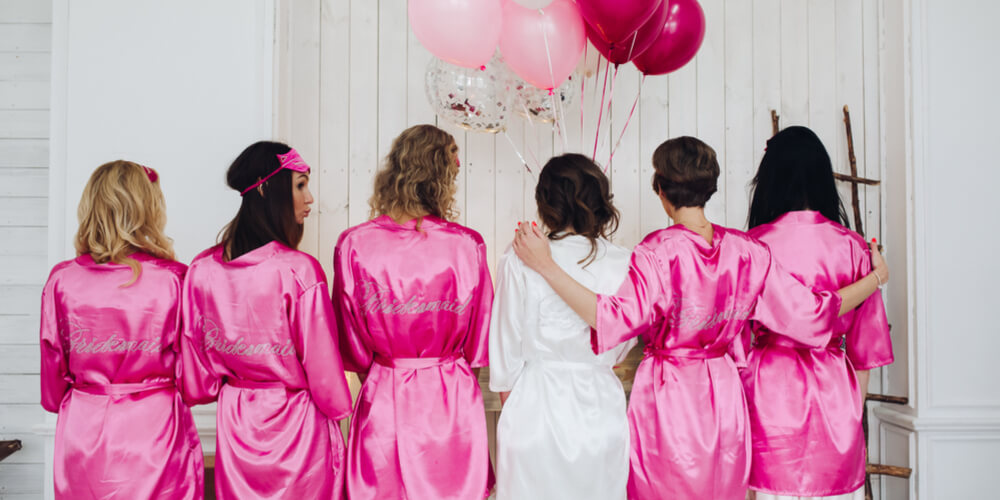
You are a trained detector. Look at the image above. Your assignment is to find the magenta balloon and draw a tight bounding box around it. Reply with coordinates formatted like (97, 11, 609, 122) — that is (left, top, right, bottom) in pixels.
(632, 0, 706, 76)
(408, 0, 503, 69)
(498, 0, 586, 90)
(586, 0, 669, 65)
(578, 0, 662, 45)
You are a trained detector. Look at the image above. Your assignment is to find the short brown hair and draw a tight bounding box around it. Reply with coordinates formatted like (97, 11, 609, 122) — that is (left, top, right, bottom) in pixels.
(651, 136, 720, 208)
(369, 124, 458, 222)
(535, 154, 620, 266)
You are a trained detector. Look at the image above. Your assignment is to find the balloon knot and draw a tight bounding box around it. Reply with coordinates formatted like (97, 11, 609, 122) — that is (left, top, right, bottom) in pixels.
(547, 88, 554, 95)
(479, 65, 486, 71)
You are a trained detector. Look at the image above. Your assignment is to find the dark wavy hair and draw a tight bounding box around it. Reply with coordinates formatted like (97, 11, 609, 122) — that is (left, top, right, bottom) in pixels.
(535, 154, 620, 266)
(747, 126, 848, 229)
(218, 141, 303, 260)
(651, 136, 720, 208)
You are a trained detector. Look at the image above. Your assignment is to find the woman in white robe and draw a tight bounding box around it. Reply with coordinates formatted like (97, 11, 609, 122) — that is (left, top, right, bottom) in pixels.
(490, 154, 634, 500)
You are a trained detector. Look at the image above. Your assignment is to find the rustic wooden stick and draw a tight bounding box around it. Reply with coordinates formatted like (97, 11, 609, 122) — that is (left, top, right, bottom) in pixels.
(865, 393, 909, 405)
(867, 463, 913, 478)
(0, 440, 22, 462)
(833, 172, 881, 186)
(770, 109, 779, 136)
(843, 105, 864, 236)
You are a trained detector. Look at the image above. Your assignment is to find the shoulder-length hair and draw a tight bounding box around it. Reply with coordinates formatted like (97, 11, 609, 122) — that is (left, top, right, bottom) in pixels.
(74, 160, 175, 286)
(368, 124, 458, 223)
(535, 154, 620, 266)
(748, 126, 848, 229)
(218, 141, 303, 260)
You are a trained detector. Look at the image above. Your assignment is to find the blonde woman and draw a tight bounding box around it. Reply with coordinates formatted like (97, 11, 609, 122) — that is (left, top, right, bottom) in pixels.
(335, 124, 494, 499)
(40, 161, 203, 499)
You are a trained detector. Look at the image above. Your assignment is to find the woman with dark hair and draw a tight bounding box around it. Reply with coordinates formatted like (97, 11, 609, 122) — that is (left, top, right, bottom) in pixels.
(490, 154, 633, 500)
(334, 124, 494, 499)
(743, 126, 893, 500)
(511, 136, 889, 500)
(179, 142, 352, 499)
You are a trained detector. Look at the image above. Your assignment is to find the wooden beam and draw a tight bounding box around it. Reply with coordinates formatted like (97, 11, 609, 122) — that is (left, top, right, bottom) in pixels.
(867, 463, 913, 478)
(0, 440, 22, 462)
(834, 172, 881, 186)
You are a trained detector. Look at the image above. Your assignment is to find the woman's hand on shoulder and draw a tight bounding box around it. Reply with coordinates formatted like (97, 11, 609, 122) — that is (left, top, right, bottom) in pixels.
(512, 221, 555, 275)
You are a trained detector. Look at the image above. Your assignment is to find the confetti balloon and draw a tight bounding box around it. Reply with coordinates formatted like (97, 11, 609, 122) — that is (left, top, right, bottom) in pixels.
(513, 72, 579, 124)
(425, 56, 512, 133)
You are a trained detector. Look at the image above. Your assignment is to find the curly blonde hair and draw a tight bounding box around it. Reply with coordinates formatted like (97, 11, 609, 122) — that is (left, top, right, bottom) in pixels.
(74, 160, 175, 286)
(369, 124, 459, 223)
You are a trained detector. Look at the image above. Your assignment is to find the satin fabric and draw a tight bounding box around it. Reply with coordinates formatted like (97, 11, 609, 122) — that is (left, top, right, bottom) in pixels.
(40, 253, 203, 500)
(744, 211, 893, 497)
(490, 237, 634, 500)
(755, 485, 865, 500)
(335, 215, 493, 500)
(592, 224, 843, 500)
(179, 242, 352, 500)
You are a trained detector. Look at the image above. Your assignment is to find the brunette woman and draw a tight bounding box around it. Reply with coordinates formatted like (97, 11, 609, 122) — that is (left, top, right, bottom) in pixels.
(40, 161, 203, 499)
(179, 142, 352, 499)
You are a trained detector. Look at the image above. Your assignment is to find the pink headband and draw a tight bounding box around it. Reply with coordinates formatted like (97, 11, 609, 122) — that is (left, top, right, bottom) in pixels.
(240, 148, 311, 196)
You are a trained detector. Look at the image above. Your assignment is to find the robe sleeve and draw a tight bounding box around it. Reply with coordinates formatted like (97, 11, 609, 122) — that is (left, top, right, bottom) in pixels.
(39, 273, 69, 413)
(844, 244, 894, 370)
(333, 242, 372, 373)
(294, 281, 353, 420)
(749, 247, 842, 349)
(464, 242, 493, 368)
(593, 246, 669, 355)
(488, 250, 526, 392)
(177, 278, 222, 406)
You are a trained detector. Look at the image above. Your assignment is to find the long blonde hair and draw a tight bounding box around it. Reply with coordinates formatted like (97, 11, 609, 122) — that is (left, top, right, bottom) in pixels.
(368, 124, 459, 222)
(74, 160, 175, 286)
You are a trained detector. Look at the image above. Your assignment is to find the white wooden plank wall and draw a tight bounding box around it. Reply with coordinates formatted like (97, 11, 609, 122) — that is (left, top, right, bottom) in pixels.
(0, 0, 52, 497)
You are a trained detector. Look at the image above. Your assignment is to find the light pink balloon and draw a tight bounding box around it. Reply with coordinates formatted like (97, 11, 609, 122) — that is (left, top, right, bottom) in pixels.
(408, 0, 503, 69)
(499, 0, 586, 90)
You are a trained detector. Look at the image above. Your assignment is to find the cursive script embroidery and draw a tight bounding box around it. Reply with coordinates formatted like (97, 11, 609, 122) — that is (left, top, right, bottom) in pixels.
(667, 306, 751, 331)
(66, 322, 162, 354)
(359, 279, 472, 315)
(201, 318, 297, 357)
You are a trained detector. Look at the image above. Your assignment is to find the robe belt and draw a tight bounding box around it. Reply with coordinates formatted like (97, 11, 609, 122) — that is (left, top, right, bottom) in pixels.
(756, 334, 845, 350)
(643, 345, 728, 360)
(73, 380, 175, 395)
(373, 353, 463, 369)
(226, 378, 296, 390)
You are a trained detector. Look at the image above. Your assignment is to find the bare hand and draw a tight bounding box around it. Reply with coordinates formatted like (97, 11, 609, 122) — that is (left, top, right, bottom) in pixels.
(870, 239, 889, 285)
(512, 221, 554, 274)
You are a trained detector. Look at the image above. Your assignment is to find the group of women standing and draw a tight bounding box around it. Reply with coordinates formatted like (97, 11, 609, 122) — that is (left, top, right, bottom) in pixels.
(40, 123, 892, 500)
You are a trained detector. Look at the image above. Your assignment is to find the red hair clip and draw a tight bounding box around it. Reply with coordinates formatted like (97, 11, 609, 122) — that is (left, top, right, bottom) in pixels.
(141, 165, 158, 183)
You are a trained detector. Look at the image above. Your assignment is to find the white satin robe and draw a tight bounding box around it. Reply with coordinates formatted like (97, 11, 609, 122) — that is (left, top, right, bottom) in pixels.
(490, 236, 635, 500)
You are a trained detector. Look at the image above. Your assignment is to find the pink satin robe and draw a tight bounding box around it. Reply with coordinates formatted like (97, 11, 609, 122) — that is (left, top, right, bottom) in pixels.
(179, 242, 353, 500)
(40, 253, 203, 500)
(334, 215, 494, 500)
(744, 211, 893, 496)
(592, 225, 844, 500)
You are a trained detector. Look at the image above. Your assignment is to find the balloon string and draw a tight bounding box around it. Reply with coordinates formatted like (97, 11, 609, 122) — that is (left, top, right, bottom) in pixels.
(503, 130, 536, 176)
(539, 9, 568, 153)
(600, 64, 620, 172)
(593, 59, 611, 161)
(608, 74, 646, 165)
(625, 31, 639, 63)
(580, 45, 587, 153)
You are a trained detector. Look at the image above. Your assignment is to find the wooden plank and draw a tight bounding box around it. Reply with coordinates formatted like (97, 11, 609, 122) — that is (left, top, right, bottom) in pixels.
(405, 10, 436, 127)
(0, 23, 51, 51)
(465, 132, 497, 275)
(779, 0, 809, 126)
(836, 0, 866, 232)
(609, 66, 642, 247)
(807, 0, 838, 170)
(0, 463, 43, 494)
(0, 197, 46, 226)
(0, 227, 46, 255)
(0, 0, 53, 23)
(0, 285, 41, 315)
(0, 139, 48, 167)
(0, 374, 40, 404)
(696, 0, 727, 225)
(494, 118, 525, 270)
(0, 344, 38, 374)
(377, 0, 408, 170)
(638, 72, 670, 239)
(752, 0, 781, 200)
(0, 315, 39, 345)
(667, 58, 697, 138)
(0, 254, 46, 285)
(862, 0, 882, 240)
(724, 0, 754, 231)
(0, 110, 48, 138)
(0, 52, 50, 81)
(0, 167, 47, 196)
(347, 0, 379, 226)
(0, 81, 49, 109)
(318, 0, 352, 280)
(521, 122, 551, 224)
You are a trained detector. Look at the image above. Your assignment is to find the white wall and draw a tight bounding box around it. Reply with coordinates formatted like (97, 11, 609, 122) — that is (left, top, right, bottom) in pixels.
(0, 1, 52, 497)
(876, 0, 1000, 498)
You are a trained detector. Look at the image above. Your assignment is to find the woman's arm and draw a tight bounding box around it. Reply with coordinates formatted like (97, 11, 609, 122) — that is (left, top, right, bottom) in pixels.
(513, 223, 597, 327)
(835, 239, 889, 316)
(856, 369, 871, 410)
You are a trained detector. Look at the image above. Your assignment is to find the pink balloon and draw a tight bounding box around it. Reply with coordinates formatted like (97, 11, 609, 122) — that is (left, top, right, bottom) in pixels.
(586, 0, 669, 65)
(408, 0, 503, 69)
(632, 0, 706, 76)
(499, 0, 586, 90)
(578, 0, 662, 45)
